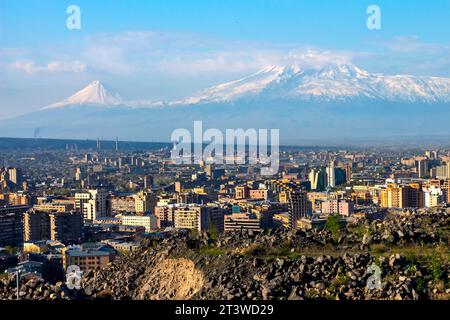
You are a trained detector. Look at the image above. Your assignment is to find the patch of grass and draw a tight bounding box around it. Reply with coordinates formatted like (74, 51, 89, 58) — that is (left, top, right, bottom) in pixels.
(240, 240, 305, 260)
(328, 268, 350, 293)
(198, 247, 226, 256)
(428, 253, 445, 283)
(370, 243, 448, 285)
(370, 243, 388, 255)
(414, 278, 425, 294)
(325, 214, 341, 241)
(350, 225, 369, 238)
(207, 216, 219, 241)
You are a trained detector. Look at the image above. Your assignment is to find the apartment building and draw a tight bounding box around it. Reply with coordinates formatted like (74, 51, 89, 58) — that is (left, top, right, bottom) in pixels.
(63, 244, 115, 272)
(75, 189, 111, 221)
(111, 194, 135, 213)
(380, 183, 425, 209)
(154, 205, 174, 228)
(0, 205, 29, 246)
(134, 191, 157, 214)
(224, 212, 261, 232)
(155, 204, 226, 232)
(321, 199, 354, 216)
(120, 214, 158, 232)
(24, 209, 83, 243)
(287, 190, 310, 230)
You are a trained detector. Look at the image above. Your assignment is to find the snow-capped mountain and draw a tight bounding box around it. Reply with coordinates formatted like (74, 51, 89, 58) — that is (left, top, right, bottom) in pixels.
(41, 64, 450, 110)
(44, 80, 124, 109)
(179, 63, 450, 104)
(3, 63, 450, 143)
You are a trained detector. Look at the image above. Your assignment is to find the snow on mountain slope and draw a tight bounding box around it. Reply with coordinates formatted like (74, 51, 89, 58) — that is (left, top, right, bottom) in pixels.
(44, 80, 123, 109)
(41, 63, 450, 111)
(178, 63, 450, 104)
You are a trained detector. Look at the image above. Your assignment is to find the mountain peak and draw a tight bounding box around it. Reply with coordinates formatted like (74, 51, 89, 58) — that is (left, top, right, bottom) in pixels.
(178, 62, 450, 104)
(44, 80, 123, 109)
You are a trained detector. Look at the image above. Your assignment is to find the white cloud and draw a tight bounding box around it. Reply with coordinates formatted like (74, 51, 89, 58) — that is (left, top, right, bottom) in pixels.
(0, 31, 390, 79)
(73, 31, 365, 76)
(9, 59, 86, 74)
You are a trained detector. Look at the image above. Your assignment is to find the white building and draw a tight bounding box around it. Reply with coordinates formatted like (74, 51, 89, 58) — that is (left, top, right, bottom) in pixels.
(75, 189, 111, 221)
(120, 214, 158, 232)
(423, 185, 443, 207)
(326, 161, 336, 188)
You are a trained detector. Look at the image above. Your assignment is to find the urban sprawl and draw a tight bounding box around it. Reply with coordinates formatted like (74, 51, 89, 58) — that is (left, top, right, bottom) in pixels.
(0, 143, 449, 300)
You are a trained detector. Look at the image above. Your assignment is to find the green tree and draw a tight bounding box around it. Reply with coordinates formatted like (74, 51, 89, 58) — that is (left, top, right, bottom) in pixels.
(207, 216, 219, 241)
(325, 214, 341, 241)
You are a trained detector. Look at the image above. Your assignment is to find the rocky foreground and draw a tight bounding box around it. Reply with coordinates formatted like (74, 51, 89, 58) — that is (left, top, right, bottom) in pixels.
(1, 211, 449, 300)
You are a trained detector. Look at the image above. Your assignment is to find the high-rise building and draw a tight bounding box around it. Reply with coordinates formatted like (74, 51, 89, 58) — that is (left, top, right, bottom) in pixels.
(409, 183, 425, 208)
(380, 183, 425, 208)
(309, 168, 326, 191)
(143, 175, 153, 189)
(134, 191, 157, 214)
(7, 167, 22, 186)
(75, 189, 111, 221)
(287, 191, 309, 230)
(432, 165, 448, 179)
(335, 167, 347, 186)
(326, 161, 336, 188)
(423, 185, 443, 207)
(50, 212, 83, 243)
(442, 180, 450, 204)
(417, 159, 430, 178)
(154, 205, 174, 228)
(24, 210, 83, 243)
(0, 205, 29, 246)
(75, 167, 83, 181)
(447, 162, 450, 179)
(24, 210, 50, 241)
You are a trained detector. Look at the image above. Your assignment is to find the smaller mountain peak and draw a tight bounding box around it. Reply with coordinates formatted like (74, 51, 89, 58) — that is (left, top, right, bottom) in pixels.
(43, 80, 123, 109)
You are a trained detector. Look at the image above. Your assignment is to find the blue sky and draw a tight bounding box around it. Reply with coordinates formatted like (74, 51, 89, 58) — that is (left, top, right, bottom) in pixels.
(1, 0, 449, 117)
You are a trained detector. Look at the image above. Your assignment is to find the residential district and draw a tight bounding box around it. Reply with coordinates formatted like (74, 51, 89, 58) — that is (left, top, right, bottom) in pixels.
(0, 143, 448, 300)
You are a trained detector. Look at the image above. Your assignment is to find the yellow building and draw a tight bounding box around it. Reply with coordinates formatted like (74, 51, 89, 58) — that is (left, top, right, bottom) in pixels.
(380, 183, 424, 208)
(23, 241, 48, 254)
(134, 191, 157, 214)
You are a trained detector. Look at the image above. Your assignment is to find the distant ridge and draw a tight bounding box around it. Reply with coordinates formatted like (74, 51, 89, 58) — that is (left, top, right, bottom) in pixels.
(0, 137, 172, 151)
